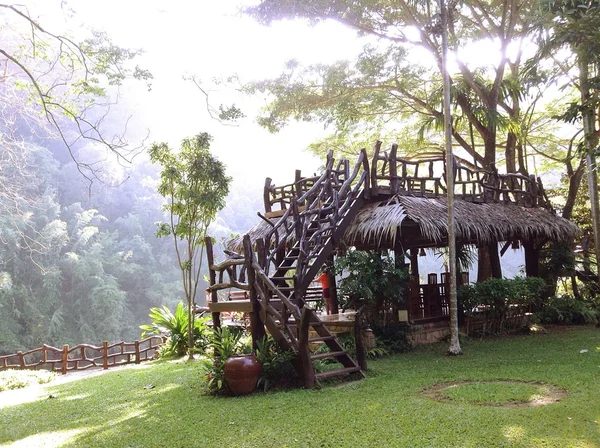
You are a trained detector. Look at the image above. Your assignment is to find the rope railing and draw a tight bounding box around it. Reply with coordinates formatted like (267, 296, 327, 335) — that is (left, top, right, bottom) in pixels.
(0, 335, 164, 374)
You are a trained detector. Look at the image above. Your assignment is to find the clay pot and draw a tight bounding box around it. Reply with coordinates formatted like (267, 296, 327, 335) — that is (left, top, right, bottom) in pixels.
(362, 328, 376, 349)
(224, 355, 261, 395)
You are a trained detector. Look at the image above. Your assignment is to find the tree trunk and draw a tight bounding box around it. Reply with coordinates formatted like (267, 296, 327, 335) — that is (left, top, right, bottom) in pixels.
(579, 53, 600, 289)
(562, 161, 585, 220)
(440, 0, 462, 356)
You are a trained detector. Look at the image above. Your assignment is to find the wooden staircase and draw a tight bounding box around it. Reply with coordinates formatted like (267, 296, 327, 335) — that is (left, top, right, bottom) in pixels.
(207, 150, 371, 387)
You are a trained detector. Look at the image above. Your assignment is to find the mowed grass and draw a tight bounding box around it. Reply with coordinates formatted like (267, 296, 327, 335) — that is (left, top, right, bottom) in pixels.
(0, 326, 599, 448)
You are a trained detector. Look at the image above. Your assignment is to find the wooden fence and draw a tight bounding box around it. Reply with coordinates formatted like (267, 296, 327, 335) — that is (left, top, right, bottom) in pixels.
(0, 336, 165, 374)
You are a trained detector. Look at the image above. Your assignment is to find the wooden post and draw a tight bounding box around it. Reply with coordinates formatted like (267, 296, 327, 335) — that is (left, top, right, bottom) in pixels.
(256, 238, 267, 272)
(326, 253, 339, 315)
(61, 344, 69, 375)
(523, 239, 540, 277)
(135, 341, 140, 364)
(295, 170, 302, 195)
(371, 141, 382, 192)
(389, 143, 399, 194)
(297, 307, 315, 388)
(361, 148, 371, 199)
(103, 341, 109, 370)
(205, 236, 220, 328)
(354, 307, 367, 371)
(244, 234, 265, 350)
(17, 351, 25, 369)
(263, 177, 273, 214)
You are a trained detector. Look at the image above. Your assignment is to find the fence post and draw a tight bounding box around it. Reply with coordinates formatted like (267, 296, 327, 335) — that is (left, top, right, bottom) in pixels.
(17, 351, 25, 369)
(103, 341, 109, 370)
(135, 341, 140, 364)
(61, 345, 69, 375)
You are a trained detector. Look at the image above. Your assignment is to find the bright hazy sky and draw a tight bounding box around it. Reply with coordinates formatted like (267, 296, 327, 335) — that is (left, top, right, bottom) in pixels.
(24, 0, 368, 189)
(17, 1, 531, 191)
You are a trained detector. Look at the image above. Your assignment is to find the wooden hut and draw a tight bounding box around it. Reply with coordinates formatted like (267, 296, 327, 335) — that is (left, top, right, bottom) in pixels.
(207, 143, 578, 386)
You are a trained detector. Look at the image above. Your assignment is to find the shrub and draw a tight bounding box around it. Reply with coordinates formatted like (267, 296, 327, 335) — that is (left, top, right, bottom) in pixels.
(535, 295, 599, 325)
(140, 302, 210, 357)
(458, 277, 549, 335)
(335, 250, 408, 327)
(255, 335, 297, 391)
(202, 326, 251, 395)
(372, 323, 411, 353)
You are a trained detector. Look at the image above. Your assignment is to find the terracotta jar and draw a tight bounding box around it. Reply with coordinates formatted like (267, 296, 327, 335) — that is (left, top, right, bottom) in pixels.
(224, 355, 261, 395)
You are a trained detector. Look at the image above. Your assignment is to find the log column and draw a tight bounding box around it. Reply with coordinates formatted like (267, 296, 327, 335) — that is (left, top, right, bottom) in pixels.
(523, 239, 541, 278)
(326, 253, 339, 315)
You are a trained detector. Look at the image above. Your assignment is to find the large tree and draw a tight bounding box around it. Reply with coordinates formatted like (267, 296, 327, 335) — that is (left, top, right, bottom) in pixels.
(244, 0, 535, 173)
(534, 0, 600, 288)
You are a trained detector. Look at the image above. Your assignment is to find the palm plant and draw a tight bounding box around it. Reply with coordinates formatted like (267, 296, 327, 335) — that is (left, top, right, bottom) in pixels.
(140, 302, 209, 356)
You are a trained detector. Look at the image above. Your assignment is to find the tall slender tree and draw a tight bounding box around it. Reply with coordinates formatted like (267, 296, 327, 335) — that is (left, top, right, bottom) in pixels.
(149, 133, 230, 358)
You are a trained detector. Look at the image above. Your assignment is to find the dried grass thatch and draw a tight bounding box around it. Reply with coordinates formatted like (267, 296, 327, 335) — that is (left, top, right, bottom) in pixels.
(345, 196, 579, 247)
(227, 196, 579, 252)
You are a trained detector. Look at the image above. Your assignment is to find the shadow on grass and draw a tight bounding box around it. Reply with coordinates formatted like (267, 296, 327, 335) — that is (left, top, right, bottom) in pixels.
(1, 327, 599, 447)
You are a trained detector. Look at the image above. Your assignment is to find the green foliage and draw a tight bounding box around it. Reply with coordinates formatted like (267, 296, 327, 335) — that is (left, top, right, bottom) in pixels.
(335, 249, 408, 326)
(0, 369, 55, 392)
(335, 333, 390, 360)
(372, 322, 412, 354)
(535, 294, 599, 325)
(202, 326, 251, 395)
(139, 303, 210, 357)
(255, 335, 297, 391)
(149, 133, 231, 357)
(3, 327, 600, 446)
(458, 277, 548, 334)
(539, 242, 577, 283)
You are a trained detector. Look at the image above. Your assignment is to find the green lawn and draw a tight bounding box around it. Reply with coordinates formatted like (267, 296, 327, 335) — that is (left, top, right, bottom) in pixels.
(1, 326, 599, 447)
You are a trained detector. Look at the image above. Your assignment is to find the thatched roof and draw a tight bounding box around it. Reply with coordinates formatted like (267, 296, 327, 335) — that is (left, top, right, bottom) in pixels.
(345, 196, 579, 247)
(227, 196, 579, 252)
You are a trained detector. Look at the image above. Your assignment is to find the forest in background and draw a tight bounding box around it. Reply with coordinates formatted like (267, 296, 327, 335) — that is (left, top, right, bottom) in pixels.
(0, 110, 263, 354)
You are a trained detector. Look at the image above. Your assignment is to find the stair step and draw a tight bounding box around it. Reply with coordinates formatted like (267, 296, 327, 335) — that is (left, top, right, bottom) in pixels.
(311, 350, 346, 360)
(308, 336, 335, 343)
(315, 366, 361, 380)
(270, 276, 295, 281)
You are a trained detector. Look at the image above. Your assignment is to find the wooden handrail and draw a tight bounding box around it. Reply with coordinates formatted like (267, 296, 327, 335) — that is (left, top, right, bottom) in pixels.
(252, 262, 302, 321)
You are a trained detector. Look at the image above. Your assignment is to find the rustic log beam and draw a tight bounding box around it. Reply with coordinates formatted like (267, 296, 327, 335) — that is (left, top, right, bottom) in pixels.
(354, 307, 367, 371)
(243, 234, 265, 350)
(208, 281, 250, 292)
(297, 307, 315, 388)
(205, 236, 220, 328)
(370, 140, 382, 192)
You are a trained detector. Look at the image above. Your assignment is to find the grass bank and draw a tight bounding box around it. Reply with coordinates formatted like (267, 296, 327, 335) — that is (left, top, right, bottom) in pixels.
(1, 326, 599, 447)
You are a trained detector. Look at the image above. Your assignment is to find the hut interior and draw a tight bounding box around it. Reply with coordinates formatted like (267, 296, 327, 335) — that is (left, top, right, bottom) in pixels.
(206, 142, 578, 386)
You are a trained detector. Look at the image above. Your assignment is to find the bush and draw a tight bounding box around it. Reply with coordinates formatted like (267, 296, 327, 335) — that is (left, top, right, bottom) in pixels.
(458, 277, 548, 334)
(535, 295, 599, 325)
(140, 302, 210, 357)
(202, 326, 251, 395)
(255, 335, 298, 391)
(335, 250, 408, 327)
(373, 323, 411, 353)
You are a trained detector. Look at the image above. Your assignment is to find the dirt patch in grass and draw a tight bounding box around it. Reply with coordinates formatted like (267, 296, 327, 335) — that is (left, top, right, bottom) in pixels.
(423, 380, 567, 407)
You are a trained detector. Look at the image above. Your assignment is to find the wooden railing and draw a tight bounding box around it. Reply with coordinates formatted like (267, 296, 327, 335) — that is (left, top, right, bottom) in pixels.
(370, 142, 550, 208)
(261, 150, 370, 282)
(264, 142, 551, 215)
(0, 336, 164, 374)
